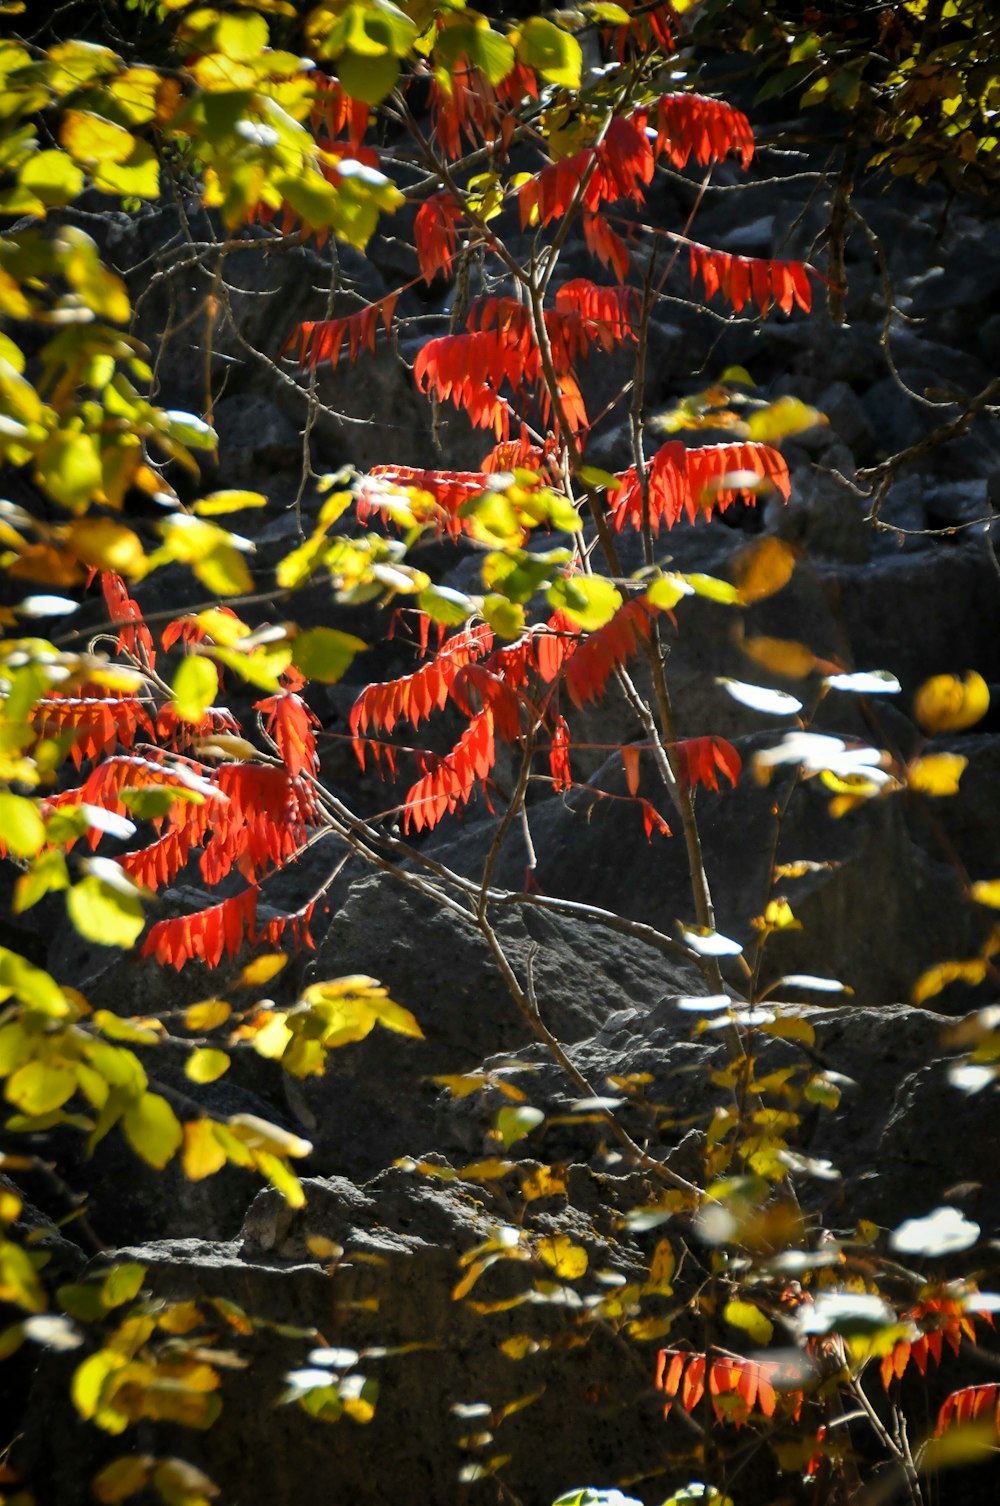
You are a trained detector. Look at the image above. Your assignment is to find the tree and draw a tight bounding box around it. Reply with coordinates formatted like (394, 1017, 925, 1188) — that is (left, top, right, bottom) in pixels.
(1, 2, 998, 1504)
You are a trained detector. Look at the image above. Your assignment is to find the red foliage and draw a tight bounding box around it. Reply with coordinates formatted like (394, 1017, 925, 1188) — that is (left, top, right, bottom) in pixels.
(687, 240, 813, 317)
(674, 736, 742, 793)
(518, 115, 654, 229)
(101, 572, 155, 666)
(255, 692, 320, 778)
(414, 193, 464, 284)
(582, 212, 632, 282)
(609, 440, 791, 533)
(656, 1348, 804, 1426)
(142, 887, 258, 970)
(403, 706, 495, 833)
(286, 291, 400, 370)
(351, 624, 494, 744)
(549, 716, 572, 793)
(309, 71, 369, 150)
(935, 1384, 1000, 1439)
(161, 607, 241, 653)
(34, 692, 154, 769)
(880, 1293, 983, 1390)
(557, 598, 659, 709)
(648, 94, 755, 171)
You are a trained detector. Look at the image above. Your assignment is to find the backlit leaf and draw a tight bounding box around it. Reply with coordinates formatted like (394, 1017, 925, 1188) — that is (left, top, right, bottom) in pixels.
(734, 536, 796, 603)
(172, 656, 219, 726)
(496, 1105, 544, 1148)
(67, 875, 146, 949)
(724, 1299, 773, 1345)
(182, 1119, 227, 1181)
(185, 1048, 230, 1084)
(122, 1092, 183, 1169)
(907, 753, 966, 796)
(537, 1235, 588, 1280)
(914, 672, 989, 734)
(292, 626, 366, 683)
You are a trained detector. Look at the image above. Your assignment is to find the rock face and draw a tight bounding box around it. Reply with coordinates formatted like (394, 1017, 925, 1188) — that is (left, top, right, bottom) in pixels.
(9, 67, 1000, 1506)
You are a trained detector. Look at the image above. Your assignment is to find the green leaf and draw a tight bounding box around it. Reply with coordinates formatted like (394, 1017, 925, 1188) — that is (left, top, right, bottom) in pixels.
(437, 22, 514, 86)
(185, 1048, 230, 1084)
(100, 1262, 146, 1309)
(67, 875, 146, 949)
(122, 1092, 182, 1169)
(172, 655, 219, 725)
(292, 626, 366, 683)
(417, 585, 472, 626)
(547, 575, 622, 631)
(482, 593, 525, 640)
(496, 1105, 544, 1148)
(514, 17, 582, 88)
(337, 49, 399, 105)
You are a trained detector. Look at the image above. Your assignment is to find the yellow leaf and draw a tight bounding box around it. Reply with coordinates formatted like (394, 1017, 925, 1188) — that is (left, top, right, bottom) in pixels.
(65, 519, 146, 580)
(724, 1298, 774, 1344)
(92, 1454, 152, 1504)
(520, 1166, 567, 1202)
(122, 1092, 183, 1169)
(912, 958, 987, 1006)
(0, 792, 46, 857)
(172, 656, 219, 726)
(183, 998, 231, 1031)
(734, 536, 797, 603)
(192, 490, 267, 516)
(235, 953, 287, 989)
(647, 1238, 676, 1292)
(60, 111, 135, 166)
(745, 395, 826, 444)
(970, 879, 1000, 909)
(182, 1120, 227, 1182)
(913, 671, 989, 733)
(5, 1060, 77, 1116)
(184, 1048, 230, 1084)
(0, 1239, 46, 1312)
(907, 752, 967, 796)
(536, 1234, 588, 1280)
(740, 634, 816, 679)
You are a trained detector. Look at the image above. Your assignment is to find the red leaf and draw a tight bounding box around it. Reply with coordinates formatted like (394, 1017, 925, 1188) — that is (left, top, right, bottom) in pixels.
(640, 799, 672, 840)
(549, 716, 572, 793)
(414, 193, 464, 284)
(621, 745, 641, 796)
(649, 94, 755, 171)
(403, 707, 496, 834)
(287, 291, 400, 370)
(141, 888, 258, 970)
(935, 1384, 1000, 1439)
(518, 115, 653, 230)
(350, 624, 494, 743)
(34, 693, 154, 770)
(101, 572, 155, 666)
(674, 736, 742, 793)
(609, 440, 791, 534)
(687, 240, 813, 317)
(255, 692, 320, 778)
(582, 212, 632, 282)
(558, 598, 658, 709)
